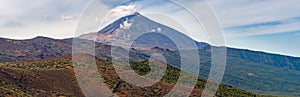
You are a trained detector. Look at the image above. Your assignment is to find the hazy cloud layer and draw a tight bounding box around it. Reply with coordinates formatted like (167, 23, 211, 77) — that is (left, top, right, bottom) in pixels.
(1, 0, 299, 39)
(0, 0, 89, 39)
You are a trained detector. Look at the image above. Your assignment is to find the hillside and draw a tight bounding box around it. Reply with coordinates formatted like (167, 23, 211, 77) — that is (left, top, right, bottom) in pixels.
(0, 37, 147, 63)
(0, 36, 299, 96)
(0, 54, 279, 97)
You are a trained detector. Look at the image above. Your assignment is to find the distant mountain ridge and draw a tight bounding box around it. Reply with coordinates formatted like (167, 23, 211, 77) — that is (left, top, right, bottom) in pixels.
(0, 36, 147, 62)
(227, 47, 300, 70)
(1, 36, 298, 71)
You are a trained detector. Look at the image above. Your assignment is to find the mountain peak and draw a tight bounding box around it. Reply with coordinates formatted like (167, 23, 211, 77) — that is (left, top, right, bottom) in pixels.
(122, 12, 143, 19)
(94, 11, 203, 50)
(33, 36, 53, 40)
(34, 36, 47, 39)
(98, 12, 147, 34)
(133, 12, 141, 16)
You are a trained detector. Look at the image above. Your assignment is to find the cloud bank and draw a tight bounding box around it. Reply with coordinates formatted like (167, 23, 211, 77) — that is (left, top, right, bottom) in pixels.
(108, 4, 138, 18)
(0, 0, 89, 39)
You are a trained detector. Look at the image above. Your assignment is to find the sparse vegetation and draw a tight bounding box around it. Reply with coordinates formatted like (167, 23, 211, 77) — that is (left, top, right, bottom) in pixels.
(0, 54, 285, 97)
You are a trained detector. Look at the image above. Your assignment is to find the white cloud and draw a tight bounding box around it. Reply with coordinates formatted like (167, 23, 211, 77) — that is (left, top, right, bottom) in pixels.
(226, 21, 300, 38)
(60, 15, 79, 21)
(0, 0, 89, 39)
(107, 4, 139, 19)
(0, 19, 78, 39)
(97, 4, 140, 30)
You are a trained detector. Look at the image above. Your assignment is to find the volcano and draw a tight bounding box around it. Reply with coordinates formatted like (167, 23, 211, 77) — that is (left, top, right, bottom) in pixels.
(79, 12, 209, 50)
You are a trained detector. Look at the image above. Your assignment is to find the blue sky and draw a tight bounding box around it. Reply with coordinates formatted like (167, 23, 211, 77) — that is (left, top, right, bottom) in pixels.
(0, 0, 299, 57)
(207, 0, 300, 57)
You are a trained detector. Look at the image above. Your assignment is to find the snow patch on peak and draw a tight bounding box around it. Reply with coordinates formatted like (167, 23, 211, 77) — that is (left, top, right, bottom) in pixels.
(120, 18, 133, 30)
(150, 27, 162, 32)
(157, 27, 162, 32)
